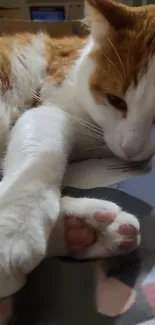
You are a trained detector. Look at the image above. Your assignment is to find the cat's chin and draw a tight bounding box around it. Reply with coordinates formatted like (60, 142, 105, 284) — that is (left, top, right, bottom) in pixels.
(0, 297, 13, 325)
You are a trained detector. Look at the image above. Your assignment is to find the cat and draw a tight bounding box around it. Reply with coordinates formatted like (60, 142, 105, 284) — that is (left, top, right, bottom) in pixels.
(0, 0, 155, 323)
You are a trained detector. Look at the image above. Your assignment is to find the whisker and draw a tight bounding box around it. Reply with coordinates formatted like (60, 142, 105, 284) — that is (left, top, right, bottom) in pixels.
(78, 131, 104, 141)
(105, 35, 126, 80)
(100, 66, 121, 86)
(32, 91, 104, 139)
(110, 76, 121, 86)
(103, 133, 117, 151)
(71, 116, 103, 137)
(101, 50, 123, 81)
(126, 47, 131, 78)
(84, 146, 106, 151)
(34, 91, 104, 142)
(103, 133, 125, 157)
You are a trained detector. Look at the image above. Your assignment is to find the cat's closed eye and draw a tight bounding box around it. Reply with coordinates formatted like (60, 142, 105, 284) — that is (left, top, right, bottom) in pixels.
(106, 94, 127, 112)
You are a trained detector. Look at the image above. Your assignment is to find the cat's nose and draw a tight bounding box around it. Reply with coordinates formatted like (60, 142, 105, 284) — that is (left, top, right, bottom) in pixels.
(121, 148, 141, 158)
(120, 128, 144, 159)
(120, 143, 144, 159)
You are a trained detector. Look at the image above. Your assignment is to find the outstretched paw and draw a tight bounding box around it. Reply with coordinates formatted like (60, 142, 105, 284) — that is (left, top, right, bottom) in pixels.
(62, 197, 140, 259)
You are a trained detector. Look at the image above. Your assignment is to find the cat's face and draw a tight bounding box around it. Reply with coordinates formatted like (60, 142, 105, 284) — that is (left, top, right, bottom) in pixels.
(81, 0, 155, 161)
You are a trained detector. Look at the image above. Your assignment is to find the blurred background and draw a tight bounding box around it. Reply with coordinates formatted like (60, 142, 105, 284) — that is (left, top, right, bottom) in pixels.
(0, 0, 154, 22)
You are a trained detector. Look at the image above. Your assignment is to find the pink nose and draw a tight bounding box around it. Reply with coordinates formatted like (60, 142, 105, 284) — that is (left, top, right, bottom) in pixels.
(121, 144, 143, 158)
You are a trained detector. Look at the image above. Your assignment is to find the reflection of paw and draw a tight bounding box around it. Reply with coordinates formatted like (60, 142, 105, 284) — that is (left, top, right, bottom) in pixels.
(0, 297, 13, 325)
(96, 266, 137, 317)
(62, 197, 140, 258)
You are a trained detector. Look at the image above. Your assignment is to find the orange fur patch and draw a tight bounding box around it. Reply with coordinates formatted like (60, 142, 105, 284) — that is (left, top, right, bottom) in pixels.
(0, 37, 12, 91)
(0, 33, 33, 93)
(12, 32, 32, 47)
(87, 1, 155, 103)
(44, 35, 88, 85)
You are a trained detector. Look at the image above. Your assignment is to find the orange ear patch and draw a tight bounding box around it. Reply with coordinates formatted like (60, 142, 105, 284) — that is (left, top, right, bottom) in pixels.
(87, 2, 155, 106)
(87, 0, 134, 30)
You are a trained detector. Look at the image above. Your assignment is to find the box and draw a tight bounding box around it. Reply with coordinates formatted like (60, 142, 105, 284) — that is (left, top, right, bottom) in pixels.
(0, 8, 20, 20)
(0, 18, 87, 37)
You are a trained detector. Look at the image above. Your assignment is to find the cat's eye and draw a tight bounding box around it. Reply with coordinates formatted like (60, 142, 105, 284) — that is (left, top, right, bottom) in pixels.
(106, 94, 127, 112)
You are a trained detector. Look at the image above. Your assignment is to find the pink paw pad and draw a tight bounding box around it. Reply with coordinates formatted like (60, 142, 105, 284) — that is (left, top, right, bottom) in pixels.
(94, 211, 115, 224)
(64, 211, 115, 253)
(118, 224, 138, 252)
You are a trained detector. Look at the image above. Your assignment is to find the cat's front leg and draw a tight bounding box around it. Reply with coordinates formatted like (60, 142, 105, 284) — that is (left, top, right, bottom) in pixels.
(53, 197, 140, 259)
(0, 104, 71, 301)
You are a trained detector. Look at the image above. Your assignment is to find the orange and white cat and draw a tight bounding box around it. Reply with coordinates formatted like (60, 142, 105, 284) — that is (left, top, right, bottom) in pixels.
(0, 0, 155, 323)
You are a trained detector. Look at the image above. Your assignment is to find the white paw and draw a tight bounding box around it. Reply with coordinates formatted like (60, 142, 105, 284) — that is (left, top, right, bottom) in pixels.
(61, 197, 140, 259)
(0, 207, 46, 298)
(0, 187, 58, 298)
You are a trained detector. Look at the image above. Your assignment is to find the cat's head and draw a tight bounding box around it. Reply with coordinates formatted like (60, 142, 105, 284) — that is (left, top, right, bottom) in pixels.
(77, 0, 155, 161)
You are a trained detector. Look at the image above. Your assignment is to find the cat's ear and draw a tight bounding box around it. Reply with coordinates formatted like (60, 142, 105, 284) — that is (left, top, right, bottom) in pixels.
(85, 0, 134, 42)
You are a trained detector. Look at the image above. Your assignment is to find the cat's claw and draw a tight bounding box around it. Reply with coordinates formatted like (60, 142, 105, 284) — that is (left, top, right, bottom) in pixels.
(62, 197, 140, 259)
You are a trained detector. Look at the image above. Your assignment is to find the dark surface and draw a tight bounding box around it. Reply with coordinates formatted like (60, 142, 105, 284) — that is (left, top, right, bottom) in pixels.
(13, 187, 155, 325)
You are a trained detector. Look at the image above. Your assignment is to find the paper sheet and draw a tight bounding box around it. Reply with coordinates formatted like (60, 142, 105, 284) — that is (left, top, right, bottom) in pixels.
(63, 157, 152, 189)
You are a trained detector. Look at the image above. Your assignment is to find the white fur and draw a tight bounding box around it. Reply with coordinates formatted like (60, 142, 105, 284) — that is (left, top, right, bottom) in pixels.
(12, 33, 47, 108)
(0, 104, 70, 297)
(0, 29, 151, 299)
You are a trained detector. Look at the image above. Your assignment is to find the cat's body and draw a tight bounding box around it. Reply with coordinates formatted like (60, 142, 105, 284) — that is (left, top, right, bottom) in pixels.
(0, 32, 109, 162)
(1, 1, 155, 323)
